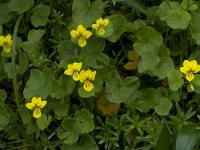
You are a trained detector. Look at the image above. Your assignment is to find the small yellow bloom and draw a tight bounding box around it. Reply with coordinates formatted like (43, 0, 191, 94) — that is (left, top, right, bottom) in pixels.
(180, 60, 200, 81)
(0, 34, 13, 53)
(64, 62, 82, 81)
(25, 97, 47, 119)
(92, 18, 109, 35)
(79, 69, 96, 92)
(70, 25, 92, 47)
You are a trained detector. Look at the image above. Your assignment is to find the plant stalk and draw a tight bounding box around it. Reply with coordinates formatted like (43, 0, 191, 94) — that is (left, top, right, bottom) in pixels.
(12, 14, 23, 110)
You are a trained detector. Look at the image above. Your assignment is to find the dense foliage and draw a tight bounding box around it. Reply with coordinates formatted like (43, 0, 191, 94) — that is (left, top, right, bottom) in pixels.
(1, 0, 200, 149)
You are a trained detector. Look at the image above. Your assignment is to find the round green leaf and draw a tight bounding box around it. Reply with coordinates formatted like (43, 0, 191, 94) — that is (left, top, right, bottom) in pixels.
(8, 0, 34, 14)
(75, 109, 94, 134)
(166, 8, 191, 29)
(36, 114, 52, 131)
(31, 4, 50, 27)
(155, 98, 172, 116)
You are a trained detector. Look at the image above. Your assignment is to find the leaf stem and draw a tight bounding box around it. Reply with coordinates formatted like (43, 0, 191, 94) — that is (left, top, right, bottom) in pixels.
(12, 14, 23, 110)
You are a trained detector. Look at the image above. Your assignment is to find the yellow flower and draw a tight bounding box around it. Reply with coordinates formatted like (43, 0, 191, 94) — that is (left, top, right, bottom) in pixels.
(180, 60, 200, 81)
(25, 97, 47, 119)
(92, 18, 109, 35)
(79, 69, 96, 92)
(0, 34, 13, 53)
(64, 62, 82, 81)
(70, 25, 92, 47)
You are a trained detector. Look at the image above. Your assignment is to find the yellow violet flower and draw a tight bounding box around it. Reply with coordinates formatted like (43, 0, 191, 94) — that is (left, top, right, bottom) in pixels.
(70, 25, 92, 47)
(0, 34, 13, 53)
(92, 18, 109, 35)
(64, 62, 82, 81)
(25, 97, 47, 119)
(180, 60, 200, 81)
(79, 69, 96, 92)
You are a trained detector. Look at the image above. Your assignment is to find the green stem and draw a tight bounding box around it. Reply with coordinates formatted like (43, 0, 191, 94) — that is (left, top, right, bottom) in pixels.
(12, 14, 23, 110)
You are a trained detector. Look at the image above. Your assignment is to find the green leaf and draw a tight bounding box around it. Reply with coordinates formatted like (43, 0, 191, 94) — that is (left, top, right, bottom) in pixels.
(154, 97, 172, 116)
(59, 117, 82, 145)
(72, 0, 105, 26)
(0, 104, 9, 130)
(106, 70, 140, 103)
(8, 0, 34, 14)
(80, 37, 108, 68)
(75, 109, 94, 134)
(78, 87, 95, 98)
(155, 122, 171, 150)
(135, 88, 156, 112)
(31, 4, 50, 27)
(51, 75, 76, 99)
(176, 125, 200, 150)
(0, 89, 6, 103)
(23, 68, 54, 101)
(52, 101, 69, 119)
(36, 114, 51, 131)
(134, 26, 163, 55)
(167, 69, 184, 91)
(190, 13, 200, 45)
(19, 107, 31, 125)
(166, 8, 191, 29)
(0, 2, 11, 24)
(137, 51, 160, 73)
(106, 14, 126, 42)
(4, 63, 21, 79)
(19, 52, 28, 74)
(153, 57, 174, 78)
(158, 1, 180, 21)
(193, 74, 200, 86)
(62, 134, 99, 150)
(124, 0, 147, 14)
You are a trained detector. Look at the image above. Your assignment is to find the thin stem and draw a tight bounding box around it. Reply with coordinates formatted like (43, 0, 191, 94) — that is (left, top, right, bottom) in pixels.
(12, 14, 23, 110)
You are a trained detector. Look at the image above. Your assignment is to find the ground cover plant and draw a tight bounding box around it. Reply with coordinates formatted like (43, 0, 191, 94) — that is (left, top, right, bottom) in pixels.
(1, 0, 200, 149)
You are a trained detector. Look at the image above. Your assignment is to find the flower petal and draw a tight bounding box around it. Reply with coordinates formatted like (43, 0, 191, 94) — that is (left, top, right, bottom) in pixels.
(82, 31, 92, 38)
(38, 100, 47, 108)
(78, 37, 87, 47)
(33, 108, 42, 118)
(26, 103, 35, 110)
(92, 24, 99, 29)
(180, 66, 187, 74)
(70, 30, 78, 38)
(98, 27, 105, 35)
(77, 25, 86, 34)
(72, 72, 80, 81)
(83, 81, 94, 92)
(0, 35, 4, 46)
(3, 45, 11, 53)
(102, 19, 109, 26)
(186, 72, 194, 81)
(73, 62, 82, 71)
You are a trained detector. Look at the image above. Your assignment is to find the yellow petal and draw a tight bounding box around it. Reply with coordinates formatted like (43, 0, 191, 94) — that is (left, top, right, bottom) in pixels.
(92, 24, 99, 29)
(33, 108, 41, 119)
(38, 100, 47, 108)
(88, 70, 96, 81)
(72, 72, 80, 81)
(180, 67, 187, 74)
(31, 97, 38, 105)
(102, 19, 109, 26)
(70, 30, 78, 38)
(73, 62, 82, 71)
(26, 103, 35, 110)
(82, 31, 92, 38)
(64, 68, 73, 75)
(78, 37, 87, 47)
(83, 81, 94, 92)
(98, 27, 105, 35)
(194, 65, 200, 73)
(186, 72, 194, 81)
(96, 18, 103, 25)
(183, 60, 192, 69)
(3, 45, 11, 53)
(127, 51, 139, 61)
(77, 25, 86, 34)
(5, 34, 11, 41)
(79, 70, 86, 83)
(124, 61, 137, 70)
(0, 35, 4, 46)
